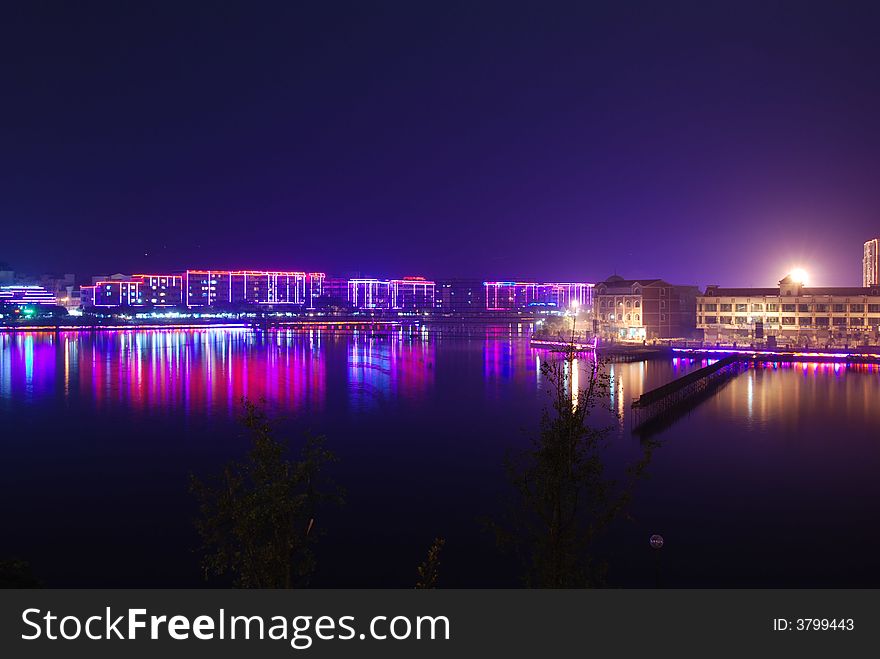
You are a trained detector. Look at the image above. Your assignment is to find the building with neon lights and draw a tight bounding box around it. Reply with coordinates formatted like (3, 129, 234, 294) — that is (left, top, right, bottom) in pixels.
(390, 277, 435, 310)
(594, 276, 699, 340)
(82, 274, 183, 307)
(484, 281, 593, 311)
(0, 285, 58, 306)
(698, 274, 880, 345)
(81, 280, 143, 307)
(136, 274, 185, 306)
(184, 271, 325, 308)
(348, 279, 392, 309)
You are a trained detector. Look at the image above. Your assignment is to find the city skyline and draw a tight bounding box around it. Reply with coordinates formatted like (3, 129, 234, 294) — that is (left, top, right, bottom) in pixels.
(4, 2, 880, 287)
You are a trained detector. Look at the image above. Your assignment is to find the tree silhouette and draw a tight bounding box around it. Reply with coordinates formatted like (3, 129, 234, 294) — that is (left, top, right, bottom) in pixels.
(190, 399, 342, 588)
(493, 342, 656, 587)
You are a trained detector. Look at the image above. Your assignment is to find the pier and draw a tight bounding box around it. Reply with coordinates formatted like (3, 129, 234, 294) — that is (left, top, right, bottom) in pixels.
(630, 355, 747, 432)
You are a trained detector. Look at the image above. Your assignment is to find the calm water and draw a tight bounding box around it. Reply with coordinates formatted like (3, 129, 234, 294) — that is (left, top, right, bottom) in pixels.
(2, 328, 879, 587)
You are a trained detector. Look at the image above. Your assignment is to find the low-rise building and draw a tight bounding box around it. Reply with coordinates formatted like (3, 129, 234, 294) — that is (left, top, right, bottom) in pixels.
(0, 285, 57, 306)
(594, 275, 699, 340)
(698, 275, 880, 346)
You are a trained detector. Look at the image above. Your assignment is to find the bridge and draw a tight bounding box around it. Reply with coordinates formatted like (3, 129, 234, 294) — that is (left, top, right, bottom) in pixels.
(631, 354, 747, 433)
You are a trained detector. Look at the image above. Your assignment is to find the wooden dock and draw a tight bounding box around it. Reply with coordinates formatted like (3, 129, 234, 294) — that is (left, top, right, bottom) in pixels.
(631, 354, 746, 432)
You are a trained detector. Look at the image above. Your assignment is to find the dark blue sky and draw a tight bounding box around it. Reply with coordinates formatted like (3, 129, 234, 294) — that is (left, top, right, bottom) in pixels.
(2, 1, 879, 287)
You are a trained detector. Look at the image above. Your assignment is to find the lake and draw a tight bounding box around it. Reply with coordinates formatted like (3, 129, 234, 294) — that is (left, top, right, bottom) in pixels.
(2, 327, 879, 587)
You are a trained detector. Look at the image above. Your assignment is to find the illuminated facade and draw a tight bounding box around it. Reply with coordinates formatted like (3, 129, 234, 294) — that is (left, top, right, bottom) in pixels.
(698, 275, 880, 345)
(594, 276, 699, 340)
(81, 280, 142, 307)
(135, 274, 184, 306)
(184, 271, 324, 308)
(81, 271, 324, 308)
(864, 238, 879, 287)
(484, 281, 593, 311)
(390, 277, 435, 310)
(0, 285, 57, 306)
(348, 279, 392, 309)
(537, 282, 593, 310)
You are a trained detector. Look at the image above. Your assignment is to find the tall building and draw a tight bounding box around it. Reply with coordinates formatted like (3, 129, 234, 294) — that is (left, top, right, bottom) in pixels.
(864, 238, 879, 287)
(594, 275, 699, 340)
(697, 274, 880, 344)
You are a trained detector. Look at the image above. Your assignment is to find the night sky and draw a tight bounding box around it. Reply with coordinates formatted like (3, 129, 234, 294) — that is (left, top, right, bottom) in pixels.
(3, 1, 880, 287)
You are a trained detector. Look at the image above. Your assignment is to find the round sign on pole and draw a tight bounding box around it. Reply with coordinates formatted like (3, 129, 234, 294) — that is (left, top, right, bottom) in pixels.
(649, 534, 664, 550)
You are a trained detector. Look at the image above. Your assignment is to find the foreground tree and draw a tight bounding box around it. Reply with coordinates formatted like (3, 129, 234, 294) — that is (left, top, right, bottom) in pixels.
(415, 537, 446, 589)
(191, 399, 342, 588)
(493, 343, 656, 587)
(0, 559, 40, 588)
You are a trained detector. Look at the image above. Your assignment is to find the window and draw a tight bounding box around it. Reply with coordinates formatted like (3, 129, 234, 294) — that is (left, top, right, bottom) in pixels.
(735, 317, 746, 324)
(660, 314, 666, 322)
(634, 314, 640, 321)
(782, 316, 796, 325)
(798, 304, 810, 312)
(868, 304, 880, 313)
(782, 304, 796, 312)
(751, 304, 763, 312)
(704, 303, 717, 311)
(767, 303, 778, 312)
(814, 304, 828, 312)
(833, 317, 847, 326)
(850, 304, 864, 313)
(815, 317, 829, 326)
(765, 316, 778, 324)
(720, 303, 732, 312)
(833, 304, 846, 312)
(634, 300, 641, 307)
(850, 317, 864, 326)
(720, 316, 733, 324)
(736, 303, 747, 312)
(705, 316, 718, 324)
(798, 317, 812, 325)
(660, 300, 666, 309)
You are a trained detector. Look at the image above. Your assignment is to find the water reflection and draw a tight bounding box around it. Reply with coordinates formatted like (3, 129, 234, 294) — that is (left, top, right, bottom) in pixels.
(3, 329, 880, 587)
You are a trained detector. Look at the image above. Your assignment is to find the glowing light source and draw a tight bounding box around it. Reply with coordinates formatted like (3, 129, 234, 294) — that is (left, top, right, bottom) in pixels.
(789, 268, 809, 285)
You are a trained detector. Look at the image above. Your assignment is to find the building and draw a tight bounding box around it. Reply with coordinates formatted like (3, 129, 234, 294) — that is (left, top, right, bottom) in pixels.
(390, 277, 435, 310)
(484, 282, 538, 310)
(348, 279, 392, 309)
(0, 285, 57, 306)
(134, 274, 185, 306)
(82, 279, 143, 307)
(864, 238, 879, 287)
(484, 281, 594, 311)
(434, 279, 486, 313)
(698, 274, 880, 346)
(183, 270, 324, 308)
(594, 275, 699, 340)
(536, 283, 594, 310)
(320, 277, 351, 308)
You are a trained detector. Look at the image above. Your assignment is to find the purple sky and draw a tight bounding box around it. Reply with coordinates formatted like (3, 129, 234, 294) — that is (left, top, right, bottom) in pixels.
(2, 1, 879, 287)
